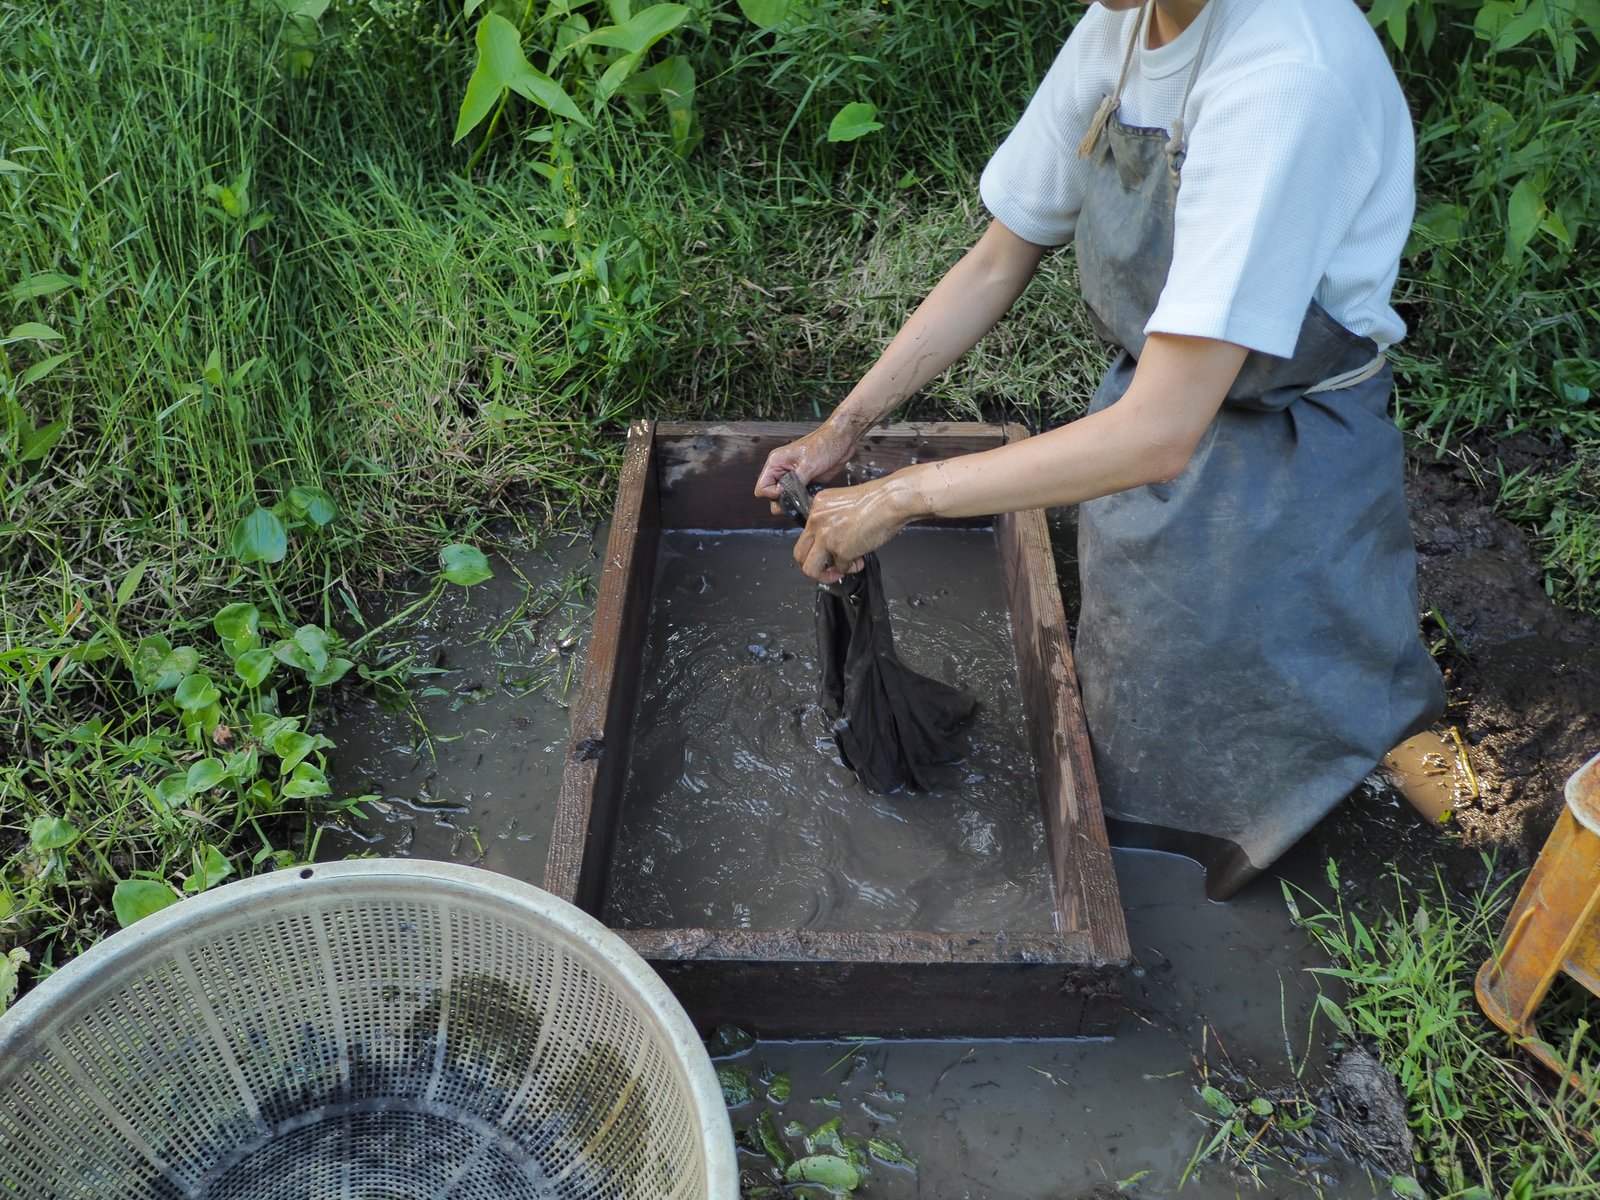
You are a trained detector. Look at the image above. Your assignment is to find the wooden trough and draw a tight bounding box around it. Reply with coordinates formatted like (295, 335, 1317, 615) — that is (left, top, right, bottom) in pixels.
(545, 421, 1130, 1037)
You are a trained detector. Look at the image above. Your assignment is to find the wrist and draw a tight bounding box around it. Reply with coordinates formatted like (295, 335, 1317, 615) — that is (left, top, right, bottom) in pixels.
(881, 468, 936, 525)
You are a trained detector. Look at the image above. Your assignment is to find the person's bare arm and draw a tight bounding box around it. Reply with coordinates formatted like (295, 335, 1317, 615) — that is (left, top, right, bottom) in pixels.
(754, 220, 1050, 498)
(792, 334, 1249, 581)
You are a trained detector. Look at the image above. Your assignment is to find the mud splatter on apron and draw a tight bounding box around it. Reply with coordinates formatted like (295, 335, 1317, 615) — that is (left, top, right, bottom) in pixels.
(1072, 1, 1444, 898)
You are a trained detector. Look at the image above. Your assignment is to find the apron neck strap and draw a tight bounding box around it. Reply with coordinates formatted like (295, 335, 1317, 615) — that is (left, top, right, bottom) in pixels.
(1076, 0, 1225, 164)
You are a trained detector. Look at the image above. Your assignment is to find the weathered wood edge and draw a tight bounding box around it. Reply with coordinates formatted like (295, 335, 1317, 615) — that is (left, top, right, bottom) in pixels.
(652, 421, 1008, 531)
(996, 425, 1131, 966)
(545, 419, 660, 908)
(620, 927, 1095, 964)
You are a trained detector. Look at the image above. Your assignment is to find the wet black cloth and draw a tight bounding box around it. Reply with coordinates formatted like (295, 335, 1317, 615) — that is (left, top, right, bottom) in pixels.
(779, 475, 977, 793)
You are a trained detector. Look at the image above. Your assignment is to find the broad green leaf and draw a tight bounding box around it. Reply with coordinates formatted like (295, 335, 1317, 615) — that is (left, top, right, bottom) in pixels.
(1492, 3, 1548, 49)
(440, 543, 494, 586)
(1390, 1175, 1427, 1200)
(273, 729, 317, 773)
(235, 648, 275, 688)
(1, 322, 61, 343)
(1200, 1085, 1236, 1116)
(282, 761, 331, 799)
(29, 816, 80, 853)
(115, 560, 149, 608)
(174, 673, 221, 711)
(1505, 175, 1545, 261)
(182, 844, 232, 893)
(156, 646, 201, 689)
(19, 419, 66, 461)
(292, 624, 330, 670)
(581, 4, 691, 54)
(0, 158, 29, 173)
(753, 1110, 793, 1170)
(272, 639, 312, 671)
(131, 634, 174, 687)
(785, 1155, 860, 1189)
(112, 879, 179, 928)
(455, 12, 586, 143)
(464, 0, 488, 14)
(827, 102, 883, 143)
(186, 758, 228, 793)
(231, 506, 288, 565)
(717, 1065, 755, 1106)
(213, 602, 261, 646)
(622, 55, 697, 151)
(737, 0, 790, 26)
(1247, 1097, 1274, 1116)
(596, 49, 647, 101)
(154, 774, 191, 809)
(1, 947, 28, 1017)
(287, 484, 337, 527)
(20, 354, 70, 389)
(305, 657, 353, 687)
(867, 1138, 915, 1168)
(7, 272, 77, 302)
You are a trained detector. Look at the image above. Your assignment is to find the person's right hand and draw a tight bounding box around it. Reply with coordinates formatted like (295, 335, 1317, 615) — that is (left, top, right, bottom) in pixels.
(753, 422, 859, 507)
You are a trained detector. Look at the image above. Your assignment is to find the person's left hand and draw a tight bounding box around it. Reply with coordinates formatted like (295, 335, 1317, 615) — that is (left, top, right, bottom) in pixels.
(793, 475, 919, 583)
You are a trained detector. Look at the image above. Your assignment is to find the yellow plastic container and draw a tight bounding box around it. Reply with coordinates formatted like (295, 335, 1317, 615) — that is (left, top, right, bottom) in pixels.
(1476, 751, 1600, 1087)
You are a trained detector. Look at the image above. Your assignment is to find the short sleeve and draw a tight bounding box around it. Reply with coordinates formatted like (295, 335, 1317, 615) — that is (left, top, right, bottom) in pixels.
(1148, 63, 1385, 357)
(979, 32, 1103, 248)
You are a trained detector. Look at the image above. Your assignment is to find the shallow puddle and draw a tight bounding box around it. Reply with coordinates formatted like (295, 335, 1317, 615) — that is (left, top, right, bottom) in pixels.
(729, 848, 1363, 1198)
(318, 531, 597, 876)
(603, 528, 1056, 934)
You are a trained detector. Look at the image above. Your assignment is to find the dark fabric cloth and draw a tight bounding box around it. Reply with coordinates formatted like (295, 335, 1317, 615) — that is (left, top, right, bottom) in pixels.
(777, 474, 977, 794)
(815, 559, 978, 794)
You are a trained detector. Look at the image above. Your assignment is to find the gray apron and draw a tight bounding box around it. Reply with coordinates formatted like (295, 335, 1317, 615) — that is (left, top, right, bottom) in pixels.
(1072, 1, 1444, 898)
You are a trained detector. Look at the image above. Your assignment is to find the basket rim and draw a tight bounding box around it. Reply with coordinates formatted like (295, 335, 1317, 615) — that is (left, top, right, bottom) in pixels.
(0, 858, 738, 1197)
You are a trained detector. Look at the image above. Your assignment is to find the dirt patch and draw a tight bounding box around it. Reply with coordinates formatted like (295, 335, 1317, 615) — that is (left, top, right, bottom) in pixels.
(1406, 440, 1600, 864)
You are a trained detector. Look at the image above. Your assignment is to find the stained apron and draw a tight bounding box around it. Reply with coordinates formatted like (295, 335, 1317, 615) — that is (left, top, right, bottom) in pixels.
(1070, 1, 1445, 898)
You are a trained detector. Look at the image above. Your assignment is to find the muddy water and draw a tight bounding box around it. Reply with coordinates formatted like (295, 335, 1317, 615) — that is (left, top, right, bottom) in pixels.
(601, 529, 1057, 934)
(317, 533, 596, 875)
(731, 847, 1365, 1198)
(315, 520, 1375, 1195)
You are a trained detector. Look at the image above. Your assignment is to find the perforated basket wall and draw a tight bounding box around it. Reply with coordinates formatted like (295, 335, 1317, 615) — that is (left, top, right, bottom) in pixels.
(0, 860, 737, 1200)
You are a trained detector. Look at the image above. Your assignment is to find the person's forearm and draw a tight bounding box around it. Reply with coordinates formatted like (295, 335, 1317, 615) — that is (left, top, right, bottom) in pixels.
(824, 221, 1048, 441)
(885, 334, 1250, 519)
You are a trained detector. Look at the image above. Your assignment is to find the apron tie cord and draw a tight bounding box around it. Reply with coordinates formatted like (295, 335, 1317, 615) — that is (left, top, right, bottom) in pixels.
(1078, 0, 1149, 159)
(1164, 0, 1225, 169)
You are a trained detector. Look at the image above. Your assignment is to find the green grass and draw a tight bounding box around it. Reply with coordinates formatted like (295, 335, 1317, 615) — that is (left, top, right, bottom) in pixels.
(1290, 863, 1600, 1199)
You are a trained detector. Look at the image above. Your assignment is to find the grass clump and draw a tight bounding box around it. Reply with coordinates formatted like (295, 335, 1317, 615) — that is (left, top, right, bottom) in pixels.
(1290, 863, 1600, 1198)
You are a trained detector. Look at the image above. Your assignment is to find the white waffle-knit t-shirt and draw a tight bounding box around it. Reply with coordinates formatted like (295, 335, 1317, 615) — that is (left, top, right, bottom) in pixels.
(980, 0, 1415, 355)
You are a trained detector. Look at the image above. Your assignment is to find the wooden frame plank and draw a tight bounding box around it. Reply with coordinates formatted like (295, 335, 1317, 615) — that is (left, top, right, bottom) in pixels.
(546, 419, 661, 911)
(549, 420, 1129, 1036)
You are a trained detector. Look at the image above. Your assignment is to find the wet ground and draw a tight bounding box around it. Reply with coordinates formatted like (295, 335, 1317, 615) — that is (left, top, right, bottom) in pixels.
(318, 440, 1600, 1197)
(320, 529, 1381, 1197)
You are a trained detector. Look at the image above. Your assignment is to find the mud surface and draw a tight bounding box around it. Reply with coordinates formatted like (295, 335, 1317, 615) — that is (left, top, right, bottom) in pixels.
(319, 532, 597, 875)
(1404, 443, 1600, 864)
(727, 847, 1374, 1198)
(604, 529, 1055, 934)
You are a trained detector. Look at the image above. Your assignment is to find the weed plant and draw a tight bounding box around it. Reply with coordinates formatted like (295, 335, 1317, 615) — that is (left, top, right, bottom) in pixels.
(1290, 863, 1600, 1198)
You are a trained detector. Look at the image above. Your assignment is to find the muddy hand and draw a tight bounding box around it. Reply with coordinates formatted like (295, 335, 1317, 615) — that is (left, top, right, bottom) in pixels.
(794, 476, 916, 583)
(754, 423, 858, 515)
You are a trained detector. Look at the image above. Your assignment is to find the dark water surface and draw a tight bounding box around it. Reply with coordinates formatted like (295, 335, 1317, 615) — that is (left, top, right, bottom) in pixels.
(603, 529, 1057, 934)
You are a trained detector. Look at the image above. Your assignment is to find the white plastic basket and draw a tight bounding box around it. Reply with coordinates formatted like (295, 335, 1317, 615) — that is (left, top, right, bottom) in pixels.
(0, 860, 737, 1199)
